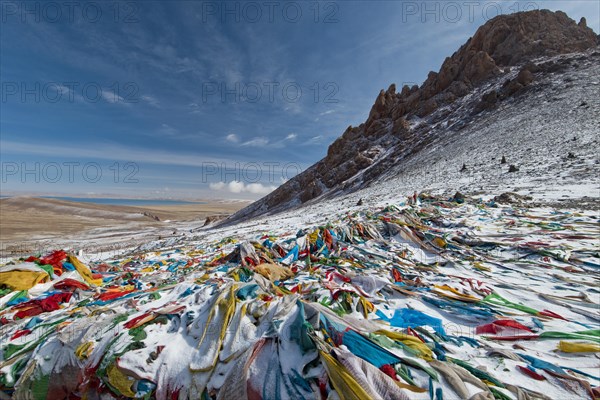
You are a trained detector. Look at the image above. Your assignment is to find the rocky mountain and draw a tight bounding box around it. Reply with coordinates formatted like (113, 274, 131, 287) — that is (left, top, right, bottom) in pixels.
(224, 10, 599, 225)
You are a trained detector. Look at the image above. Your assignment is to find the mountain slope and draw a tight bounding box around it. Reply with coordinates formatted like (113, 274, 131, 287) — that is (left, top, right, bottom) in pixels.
(224, 10, 599, 225)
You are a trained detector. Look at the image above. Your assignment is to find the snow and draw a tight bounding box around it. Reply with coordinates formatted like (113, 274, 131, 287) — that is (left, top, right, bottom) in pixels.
(1, 193, 599, 398)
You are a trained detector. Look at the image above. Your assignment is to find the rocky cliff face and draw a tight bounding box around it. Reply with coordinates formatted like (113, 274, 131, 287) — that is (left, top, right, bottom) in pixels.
(224, 10, 599, 224)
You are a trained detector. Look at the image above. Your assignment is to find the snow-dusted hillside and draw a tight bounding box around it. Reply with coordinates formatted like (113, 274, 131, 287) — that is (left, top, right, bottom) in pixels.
(224, 10, 599, 225)
(355, 50, 600, 205)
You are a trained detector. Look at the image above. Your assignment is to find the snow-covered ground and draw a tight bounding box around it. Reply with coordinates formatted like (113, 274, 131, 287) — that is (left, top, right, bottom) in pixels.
(1, 194, 598, 399)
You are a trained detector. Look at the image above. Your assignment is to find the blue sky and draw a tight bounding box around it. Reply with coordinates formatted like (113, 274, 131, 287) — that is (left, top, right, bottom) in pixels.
(1, 1, 598, 199)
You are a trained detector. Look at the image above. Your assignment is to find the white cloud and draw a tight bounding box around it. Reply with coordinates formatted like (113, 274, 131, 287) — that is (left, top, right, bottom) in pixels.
(209, 180, 277, 195)
(227, 135, 294, 148)
(189, 103, 203, 114)
(101, 89, 126, 104)
(141, 95, 161, 108)
(209, 182, 226, 190)
(226, 133, 240, 143)
(159, 123, 178, 136)
(301, 135, 323, 145)
(241, 137, 269, 147)
(283, 103, 302, 115)
(54, 84, 72, 95)
(228, 181, 246, 193)
(247, 183, 277, 194)
(50, 84, 85, 103)
(319, 110, 335, 116)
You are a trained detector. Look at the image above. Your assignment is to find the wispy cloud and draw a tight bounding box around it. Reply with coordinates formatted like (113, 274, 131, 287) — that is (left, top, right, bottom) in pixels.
(159, 124, 178, 136)
(241, 137, 269, 147)
(301, 135, 324, 146)
(141, 95, 161, 108)
(101, 90, 126, 104)
(226, 133, 240, 143)
(226, 133, 299, 148)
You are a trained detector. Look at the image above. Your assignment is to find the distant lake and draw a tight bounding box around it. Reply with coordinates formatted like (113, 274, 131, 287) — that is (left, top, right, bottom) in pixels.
(42, 196, 206, 206)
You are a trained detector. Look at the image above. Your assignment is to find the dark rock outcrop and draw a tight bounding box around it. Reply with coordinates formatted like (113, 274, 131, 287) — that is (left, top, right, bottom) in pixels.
(493, 192, 533, 204)
(203, 214, 228, 226)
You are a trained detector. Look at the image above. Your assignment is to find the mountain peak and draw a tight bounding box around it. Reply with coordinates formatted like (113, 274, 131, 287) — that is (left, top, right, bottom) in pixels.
(465, 10, 597, 64)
